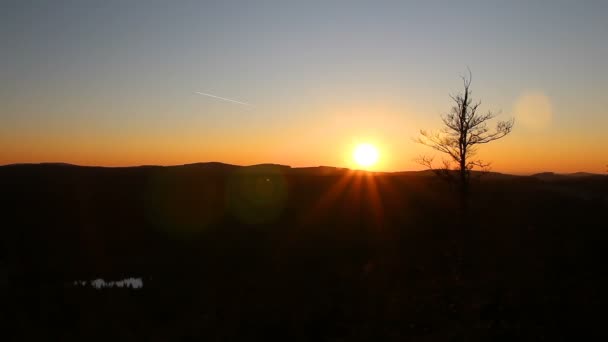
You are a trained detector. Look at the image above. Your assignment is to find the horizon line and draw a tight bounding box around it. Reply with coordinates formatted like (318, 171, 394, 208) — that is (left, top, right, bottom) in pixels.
(0, 161, 604, 177)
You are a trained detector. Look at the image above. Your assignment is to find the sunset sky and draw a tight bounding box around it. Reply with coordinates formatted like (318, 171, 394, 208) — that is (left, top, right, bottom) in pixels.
(2, 1, 607, 173)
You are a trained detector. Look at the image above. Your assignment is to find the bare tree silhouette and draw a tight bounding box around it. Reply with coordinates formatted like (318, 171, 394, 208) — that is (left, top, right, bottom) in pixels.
(416, 70, 514, 208)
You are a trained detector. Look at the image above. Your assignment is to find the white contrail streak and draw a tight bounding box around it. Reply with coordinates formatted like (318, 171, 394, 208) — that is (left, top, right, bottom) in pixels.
(195, 91, 252, 107)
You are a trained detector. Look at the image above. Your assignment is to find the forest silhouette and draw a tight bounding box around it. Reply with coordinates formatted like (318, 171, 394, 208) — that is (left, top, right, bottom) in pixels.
(1, 161, 607, 340)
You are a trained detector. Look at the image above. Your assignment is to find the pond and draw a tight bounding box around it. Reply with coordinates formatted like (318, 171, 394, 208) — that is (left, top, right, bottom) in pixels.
(73, 278, 143, 289)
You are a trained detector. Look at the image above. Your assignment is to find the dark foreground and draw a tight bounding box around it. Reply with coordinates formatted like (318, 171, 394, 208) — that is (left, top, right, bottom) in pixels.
(1, 163, 607, 341)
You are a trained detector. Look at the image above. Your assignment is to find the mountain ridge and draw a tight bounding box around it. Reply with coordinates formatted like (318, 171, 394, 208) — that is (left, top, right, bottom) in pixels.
(0, 162, 604, 178)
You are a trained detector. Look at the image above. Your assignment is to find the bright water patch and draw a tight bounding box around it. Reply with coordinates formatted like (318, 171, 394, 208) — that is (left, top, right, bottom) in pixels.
(73, 278, 143, 289)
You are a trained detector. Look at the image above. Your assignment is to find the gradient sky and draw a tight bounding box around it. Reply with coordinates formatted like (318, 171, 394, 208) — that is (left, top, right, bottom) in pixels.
(2, 0, 607, 173)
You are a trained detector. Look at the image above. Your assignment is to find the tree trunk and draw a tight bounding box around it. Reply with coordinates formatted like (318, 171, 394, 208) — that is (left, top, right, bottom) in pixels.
(459, 160, 469, 216)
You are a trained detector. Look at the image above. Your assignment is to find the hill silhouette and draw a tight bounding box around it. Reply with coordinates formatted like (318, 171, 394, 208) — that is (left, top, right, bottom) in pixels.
(0, 162, 606, 340)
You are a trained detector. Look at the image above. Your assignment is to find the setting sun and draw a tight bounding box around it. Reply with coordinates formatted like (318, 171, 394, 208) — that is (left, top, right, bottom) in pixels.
(353, 143, 379, 168)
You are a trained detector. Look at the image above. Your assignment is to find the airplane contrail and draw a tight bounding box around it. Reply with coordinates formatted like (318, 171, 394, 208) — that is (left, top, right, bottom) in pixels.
(194, 91, 252, 107)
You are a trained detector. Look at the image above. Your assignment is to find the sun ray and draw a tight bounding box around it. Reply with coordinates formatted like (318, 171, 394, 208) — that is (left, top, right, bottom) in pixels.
(362, 173, 385, 229)
(300, 170, 357, 225)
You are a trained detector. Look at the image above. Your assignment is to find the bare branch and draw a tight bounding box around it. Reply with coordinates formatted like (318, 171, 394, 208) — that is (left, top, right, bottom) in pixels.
(414, 155, 455, 182)
(414, 69, 514, 195)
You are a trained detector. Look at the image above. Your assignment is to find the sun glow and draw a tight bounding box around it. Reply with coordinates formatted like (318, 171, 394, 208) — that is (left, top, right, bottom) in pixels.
(353, 143, 379, 168)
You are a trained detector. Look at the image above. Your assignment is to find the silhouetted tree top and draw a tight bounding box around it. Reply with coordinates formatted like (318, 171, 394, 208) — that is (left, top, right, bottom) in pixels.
(416, 70, 514, 194)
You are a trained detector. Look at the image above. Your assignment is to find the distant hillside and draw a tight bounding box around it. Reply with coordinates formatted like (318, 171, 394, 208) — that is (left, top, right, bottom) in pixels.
(174, 162, 241, 172)
(291, 166, 352, 176)
(532, 171, 604, 181)
(390, 169, 521, 181)
(1, 162, 604, 181)
(1, 159, 607, 341)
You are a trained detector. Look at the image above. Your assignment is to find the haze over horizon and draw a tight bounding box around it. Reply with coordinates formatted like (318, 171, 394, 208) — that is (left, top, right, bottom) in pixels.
(2, 160, 603, 177)
(2, 1, 607, 173)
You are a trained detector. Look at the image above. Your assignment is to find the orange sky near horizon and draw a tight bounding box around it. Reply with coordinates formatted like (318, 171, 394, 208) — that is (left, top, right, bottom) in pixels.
(2, 99, 607, 175)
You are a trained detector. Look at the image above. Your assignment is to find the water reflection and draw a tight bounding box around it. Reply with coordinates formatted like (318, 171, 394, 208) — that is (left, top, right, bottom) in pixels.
(73, 277, 143, 289)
